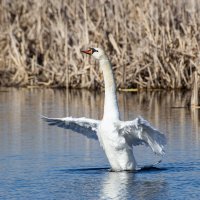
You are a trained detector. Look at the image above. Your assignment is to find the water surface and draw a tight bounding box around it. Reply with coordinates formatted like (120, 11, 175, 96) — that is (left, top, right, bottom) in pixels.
(0, 88, 199, 199)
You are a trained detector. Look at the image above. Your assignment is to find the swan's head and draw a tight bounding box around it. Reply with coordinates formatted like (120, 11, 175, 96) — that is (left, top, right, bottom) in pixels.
(81, 48, 106, 60)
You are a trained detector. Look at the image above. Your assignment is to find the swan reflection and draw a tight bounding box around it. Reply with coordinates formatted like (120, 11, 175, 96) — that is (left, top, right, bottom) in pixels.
(101, 172, 130, 200)
(100, 171, 167, 200)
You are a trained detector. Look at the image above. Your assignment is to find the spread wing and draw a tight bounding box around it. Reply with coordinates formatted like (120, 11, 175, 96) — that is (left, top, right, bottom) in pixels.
(42, 116, 100, 140)
(119, 117, 166, 155)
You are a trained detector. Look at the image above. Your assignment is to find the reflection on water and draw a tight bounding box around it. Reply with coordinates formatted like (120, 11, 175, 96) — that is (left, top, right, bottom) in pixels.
(101, 171, 167, 200)
(0, 88, 200, 199)
(101, 172, 132, 200)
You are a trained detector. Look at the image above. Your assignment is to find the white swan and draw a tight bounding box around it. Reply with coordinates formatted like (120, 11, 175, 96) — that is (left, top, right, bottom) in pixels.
(42, 47, 166, 171)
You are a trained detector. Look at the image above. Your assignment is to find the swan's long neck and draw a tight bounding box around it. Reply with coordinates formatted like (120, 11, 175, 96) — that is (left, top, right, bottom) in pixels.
(99, 56, 120, 121)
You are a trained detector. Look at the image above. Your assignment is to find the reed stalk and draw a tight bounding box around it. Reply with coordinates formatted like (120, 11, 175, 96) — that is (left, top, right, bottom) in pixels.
(0, 0, 199, 89)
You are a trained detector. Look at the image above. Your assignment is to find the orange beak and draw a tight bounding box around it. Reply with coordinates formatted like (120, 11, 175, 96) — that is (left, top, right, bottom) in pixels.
(81, 49, 93, 55)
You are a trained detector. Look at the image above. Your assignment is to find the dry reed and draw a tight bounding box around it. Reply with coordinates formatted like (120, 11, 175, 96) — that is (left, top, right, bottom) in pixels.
(0, 0, 200, 89)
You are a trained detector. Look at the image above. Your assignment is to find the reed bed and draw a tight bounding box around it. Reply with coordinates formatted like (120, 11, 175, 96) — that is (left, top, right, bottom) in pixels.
(0, 0, 200, 89)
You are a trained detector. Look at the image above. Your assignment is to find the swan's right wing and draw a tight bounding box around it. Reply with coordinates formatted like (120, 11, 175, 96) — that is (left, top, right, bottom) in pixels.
(42, 116, 99, 140)
(119, 117, 166, 155)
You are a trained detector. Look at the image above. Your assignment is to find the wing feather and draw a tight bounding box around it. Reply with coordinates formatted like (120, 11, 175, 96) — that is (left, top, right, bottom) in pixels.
(42, 116, 99, 140)
(119, 117, 166, 155)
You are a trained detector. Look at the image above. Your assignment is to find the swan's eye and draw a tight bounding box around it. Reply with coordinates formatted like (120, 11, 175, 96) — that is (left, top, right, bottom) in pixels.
(90, 48, 98, 54)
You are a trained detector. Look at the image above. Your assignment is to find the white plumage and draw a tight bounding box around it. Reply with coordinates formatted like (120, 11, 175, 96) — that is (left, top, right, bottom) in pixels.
(42, 47, 166, 171)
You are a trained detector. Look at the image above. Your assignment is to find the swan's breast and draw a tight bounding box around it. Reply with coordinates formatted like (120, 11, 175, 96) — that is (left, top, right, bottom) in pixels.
(98, 120, 136, 171)
(98, 121, 127, 150)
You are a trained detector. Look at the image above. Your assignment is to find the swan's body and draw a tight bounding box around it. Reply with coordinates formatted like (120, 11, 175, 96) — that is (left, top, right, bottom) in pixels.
(42, 48, 166, 171)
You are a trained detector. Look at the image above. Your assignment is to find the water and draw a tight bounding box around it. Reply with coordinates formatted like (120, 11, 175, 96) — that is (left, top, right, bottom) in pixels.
(0, 88, 199, 200)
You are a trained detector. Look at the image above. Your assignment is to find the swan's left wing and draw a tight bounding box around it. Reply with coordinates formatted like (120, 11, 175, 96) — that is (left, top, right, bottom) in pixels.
(119, 117, 166, 155)
(42, 116, 99, 140)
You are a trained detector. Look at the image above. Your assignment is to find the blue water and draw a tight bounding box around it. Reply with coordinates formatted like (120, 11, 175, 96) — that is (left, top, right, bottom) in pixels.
(0, 89, 199, 200)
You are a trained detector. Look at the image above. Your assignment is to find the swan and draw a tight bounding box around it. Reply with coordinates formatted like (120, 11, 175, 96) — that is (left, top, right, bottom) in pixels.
(42, 47, 166, 171)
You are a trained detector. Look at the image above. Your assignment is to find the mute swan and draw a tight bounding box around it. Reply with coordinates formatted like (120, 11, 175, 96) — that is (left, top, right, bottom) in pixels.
(42, 47, 166, 171)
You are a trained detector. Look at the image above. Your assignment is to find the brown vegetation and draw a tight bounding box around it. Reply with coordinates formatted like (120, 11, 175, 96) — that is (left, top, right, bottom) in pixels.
(0, 0, 200, 89)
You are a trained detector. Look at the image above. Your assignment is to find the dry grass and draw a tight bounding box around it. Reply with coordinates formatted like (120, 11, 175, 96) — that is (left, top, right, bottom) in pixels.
(0, 0, 200, 89)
